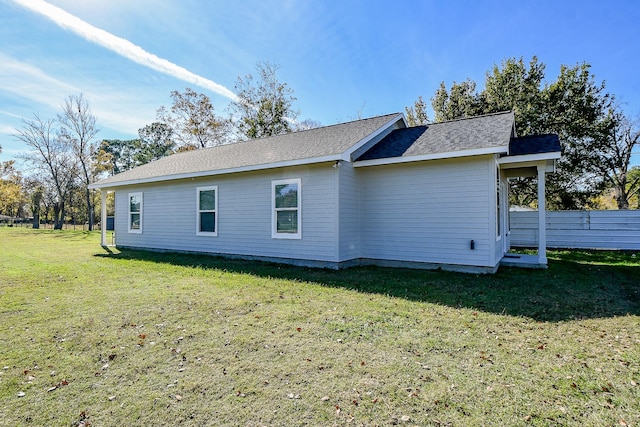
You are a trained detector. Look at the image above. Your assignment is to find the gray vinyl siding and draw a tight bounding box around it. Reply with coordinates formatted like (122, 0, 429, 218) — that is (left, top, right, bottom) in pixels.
(114, 164, 339, 262)
(358, 156, 495, 267)
(337, 162, 361, 261)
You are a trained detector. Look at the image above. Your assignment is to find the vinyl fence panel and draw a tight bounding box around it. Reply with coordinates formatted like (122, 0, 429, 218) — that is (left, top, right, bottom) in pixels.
(510, 210, 640, 250)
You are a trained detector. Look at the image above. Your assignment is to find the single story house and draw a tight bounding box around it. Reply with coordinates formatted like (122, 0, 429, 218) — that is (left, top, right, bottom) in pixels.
(89, 111, 560, 273)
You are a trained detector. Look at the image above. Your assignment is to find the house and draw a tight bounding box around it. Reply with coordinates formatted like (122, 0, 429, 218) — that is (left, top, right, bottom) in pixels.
(89, 112, 560, 273)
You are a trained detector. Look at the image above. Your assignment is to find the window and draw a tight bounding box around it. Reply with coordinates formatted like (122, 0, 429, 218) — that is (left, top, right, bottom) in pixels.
(272, 178, 301, 239)
(196, 186, 218, 236)
(128, 192, 142, 233)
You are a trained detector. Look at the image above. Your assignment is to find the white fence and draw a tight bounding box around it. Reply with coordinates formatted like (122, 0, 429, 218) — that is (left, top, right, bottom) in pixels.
(510, 210, 640, 250)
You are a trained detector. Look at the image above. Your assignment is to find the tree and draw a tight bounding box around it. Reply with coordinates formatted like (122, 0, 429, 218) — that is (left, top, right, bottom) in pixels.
(484, 57, 546, 135)
(431, 79, 485, 122)
(292, 118, 322, 132)
(24, 177, 44, 228)
(0, 160, 26, 217)
(157, 88, 229, 149)
(94, 128, 175, 178)
(591, 115, 640, 209)
(137, 122, 175, 163)
(94, 139, 140, 176)
(425, 57, 620, 210)
(231, 61, 299, 139)
(16, 115, 77, 229)
(405, 96, 430, 126)
(58, 94, 99, 230)
(628, 166, 640, 209)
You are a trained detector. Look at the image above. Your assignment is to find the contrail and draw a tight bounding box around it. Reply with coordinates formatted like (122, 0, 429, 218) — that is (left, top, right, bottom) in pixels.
(11, 0, 238, 101)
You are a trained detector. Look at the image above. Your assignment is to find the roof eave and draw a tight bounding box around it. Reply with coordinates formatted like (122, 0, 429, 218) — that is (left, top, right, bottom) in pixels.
(88, 154, 343, 190)
(498, 151, 561, 166)
(353, 145, 508, 168)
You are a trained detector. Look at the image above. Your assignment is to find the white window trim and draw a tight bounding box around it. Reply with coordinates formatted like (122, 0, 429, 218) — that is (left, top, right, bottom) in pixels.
(272, 178, 302, 239)
(196, 185, 218, 237)
(128, 192, 143, 234)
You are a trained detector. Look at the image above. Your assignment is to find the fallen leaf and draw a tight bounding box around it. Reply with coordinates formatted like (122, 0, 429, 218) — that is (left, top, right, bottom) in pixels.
(296, 327, 301, 332)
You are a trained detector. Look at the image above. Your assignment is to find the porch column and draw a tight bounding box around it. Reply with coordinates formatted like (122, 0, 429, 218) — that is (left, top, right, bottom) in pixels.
(101, 190, 107, 246)
(537, 164, 547, 264)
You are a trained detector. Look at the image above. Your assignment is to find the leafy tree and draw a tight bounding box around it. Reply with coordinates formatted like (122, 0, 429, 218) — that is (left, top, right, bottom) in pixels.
(231, 61, 299, 139)
(94, 139, 140, 176)
(157, 88, 229, 149)
(94, 128, 175, 178)
(628, 166, 640, 209)
(424, 57, 620, 210)
(431, 79, 485, 122)
(15, 115, 77, 229)
(24, 177, 44, 228)
(405, 96, 429, 126)
(58, 94, 99, 230)
(0, 160, 26, 217)
(137, 122, 175, 163)
(484, 57, 546, 135)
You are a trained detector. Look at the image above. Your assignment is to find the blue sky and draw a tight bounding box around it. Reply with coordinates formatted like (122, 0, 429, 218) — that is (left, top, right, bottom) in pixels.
(1, 0, 639, 165)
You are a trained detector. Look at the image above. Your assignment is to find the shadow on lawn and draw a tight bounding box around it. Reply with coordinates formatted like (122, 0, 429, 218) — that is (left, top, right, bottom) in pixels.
(95, 248, 639, 322)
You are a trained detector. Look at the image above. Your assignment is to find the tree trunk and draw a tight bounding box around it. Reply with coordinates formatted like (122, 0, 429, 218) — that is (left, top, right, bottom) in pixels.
(53, 203, 62, 229)
(32, 212, 40, 229)
(614, 187, 629, 209)
(85, 187, 93, 231)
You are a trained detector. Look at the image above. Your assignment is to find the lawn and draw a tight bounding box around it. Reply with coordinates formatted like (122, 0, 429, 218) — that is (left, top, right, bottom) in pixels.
(0, 227, 638, 426)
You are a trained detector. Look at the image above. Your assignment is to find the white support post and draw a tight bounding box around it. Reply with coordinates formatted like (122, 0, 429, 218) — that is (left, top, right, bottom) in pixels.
(537, 164, 547, 265)
(101, 190, 107, 246)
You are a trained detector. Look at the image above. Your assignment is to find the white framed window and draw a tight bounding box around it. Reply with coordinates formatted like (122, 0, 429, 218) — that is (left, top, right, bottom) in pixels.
(272, 178, 301, 239)
(128, 192, 143, 233)
(196, 186, 218, 236)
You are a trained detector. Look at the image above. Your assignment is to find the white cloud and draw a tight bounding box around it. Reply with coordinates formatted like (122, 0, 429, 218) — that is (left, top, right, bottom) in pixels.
(0, 54, 79, 109)
(0, 54, 154, 135)
(11, 0, 238, 102)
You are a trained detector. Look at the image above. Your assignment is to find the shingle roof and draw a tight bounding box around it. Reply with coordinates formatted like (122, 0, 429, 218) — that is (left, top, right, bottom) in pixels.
(90, 113, 402, 188)
(508, 134, 561, 156)
(356, 111, 515, 161)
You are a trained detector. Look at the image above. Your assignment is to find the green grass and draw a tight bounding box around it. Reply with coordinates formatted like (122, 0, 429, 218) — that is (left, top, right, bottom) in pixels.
(0, 227, 638, 426)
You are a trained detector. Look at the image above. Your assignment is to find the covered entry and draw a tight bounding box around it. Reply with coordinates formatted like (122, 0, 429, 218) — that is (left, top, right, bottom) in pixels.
(498, 134, 561, 267)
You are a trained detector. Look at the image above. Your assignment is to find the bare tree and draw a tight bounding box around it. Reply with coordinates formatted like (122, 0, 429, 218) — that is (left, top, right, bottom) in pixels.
(16, 115, 77, 229)
(58, 94, 99, 230)
(157, 88, 229, 149)
(593, 114, 640, 209)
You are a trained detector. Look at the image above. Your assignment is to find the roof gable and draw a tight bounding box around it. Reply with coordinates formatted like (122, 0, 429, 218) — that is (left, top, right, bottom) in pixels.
(91, 113, 403, 189)
(356, 112, 515, 163)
